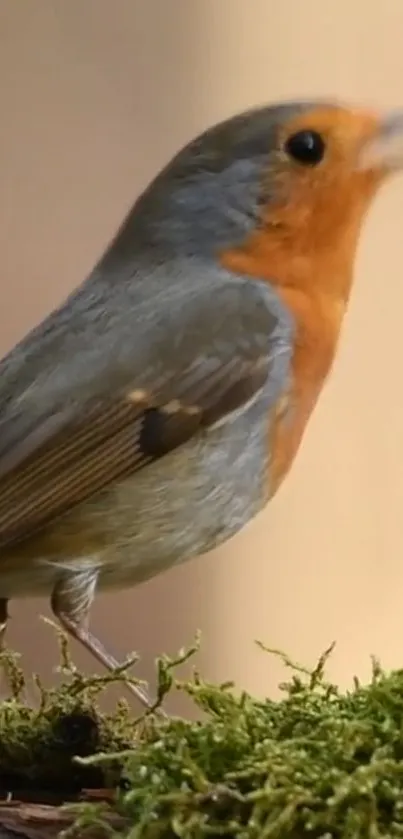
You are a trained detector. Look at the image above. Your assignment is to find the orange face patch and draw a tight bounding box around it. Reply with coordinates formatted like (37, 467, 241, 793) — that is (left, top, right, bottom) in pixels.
(265, 106, 385, 251)
(221, 105, 387, 301)
(277, 105, 382, 175)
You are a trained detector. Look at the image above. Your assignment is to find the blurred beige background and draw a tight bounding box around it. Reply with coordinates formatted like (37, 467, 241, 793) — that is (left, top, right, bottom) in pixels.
(0, 0, 403, 711)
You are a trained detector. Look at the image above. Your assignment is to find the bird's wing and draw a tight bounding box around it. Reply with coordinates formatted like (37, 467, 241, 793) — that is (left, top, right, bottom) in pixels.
(0, 273, 293, 548)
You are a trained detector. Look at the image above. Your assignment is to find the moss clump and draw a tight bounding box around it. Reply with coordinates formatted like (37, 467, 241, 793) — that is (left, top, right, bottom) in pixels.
(3, 631, 403, 838)
(0, 626, 146, 799)
(71, 640, 403, 839)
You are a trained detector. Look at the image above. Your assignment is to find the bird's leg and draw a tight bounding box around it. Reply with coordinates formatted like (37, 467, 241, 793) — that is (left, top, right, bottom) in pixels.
(51, 569, 166, 716)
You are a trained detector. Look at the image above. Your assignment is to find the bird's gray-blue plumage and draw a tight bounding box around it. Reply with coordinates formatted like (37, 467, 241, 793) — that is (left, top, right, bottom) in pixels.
(0, 101, 317, 600)
(0, 102, 311, 481)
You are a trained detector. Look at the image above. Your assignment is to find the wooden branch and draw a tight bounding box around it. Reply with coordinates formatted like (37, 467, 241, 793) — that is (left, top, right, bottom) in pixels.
(0, 802, 127, 839)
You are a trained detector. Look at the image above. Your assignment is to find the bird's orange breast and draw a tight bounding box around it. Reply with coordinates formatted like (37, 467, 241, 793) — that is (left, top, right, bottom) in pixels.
(266, 284, 342, 494)
(221, 234, 351, 496)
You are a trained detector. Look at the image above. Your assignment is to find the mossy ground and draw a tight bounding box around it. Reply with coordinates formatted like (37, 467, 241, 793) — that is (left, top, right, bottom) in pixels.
(2, 628, 403, 838)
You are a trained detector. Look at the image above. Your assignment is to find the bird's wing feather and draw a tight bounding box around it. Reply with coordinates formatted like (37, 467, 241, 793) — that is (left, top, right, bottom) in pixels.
(0, 271, 293, 548)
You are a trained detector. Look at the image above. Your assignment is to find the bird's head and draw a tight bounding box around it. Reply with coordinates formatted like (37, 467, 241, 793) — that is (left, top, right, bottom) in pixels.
(118, 99, 403, 302)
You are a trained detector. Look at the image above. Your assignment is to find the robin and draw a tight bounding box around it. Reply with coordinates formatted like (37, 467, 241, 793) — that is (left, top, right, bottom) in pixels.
(0, 99, 401, 711)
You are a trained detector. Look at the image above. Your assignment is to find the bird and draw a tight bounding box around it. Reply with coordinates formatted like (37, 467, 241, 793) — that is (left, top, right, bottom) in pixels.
(0, 98, 401, 711)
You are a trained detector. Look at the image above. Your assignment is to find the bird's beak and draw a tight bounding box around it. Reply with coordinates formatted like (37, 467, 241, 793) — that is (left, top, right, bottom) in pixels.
(359, 111, 403, 172)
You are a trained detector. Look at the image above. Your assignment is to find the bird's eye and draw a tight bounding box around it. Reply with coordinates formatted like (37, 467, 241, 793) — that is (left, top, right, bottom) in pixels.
(284, 130, 326, 166)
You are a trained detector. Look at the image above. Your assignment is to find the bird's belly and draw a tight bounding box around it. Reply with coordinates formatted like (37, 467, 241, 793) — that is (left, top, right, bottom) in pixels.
(96, 402, 270, 588)
(0, 401, 270, 600)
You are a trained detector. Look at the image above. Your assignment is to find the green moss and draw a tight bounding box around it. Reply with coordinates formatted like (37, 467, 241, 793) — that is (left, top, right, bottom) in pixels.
(3, 630, 403, 838)
(0, 624, 146, 798)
